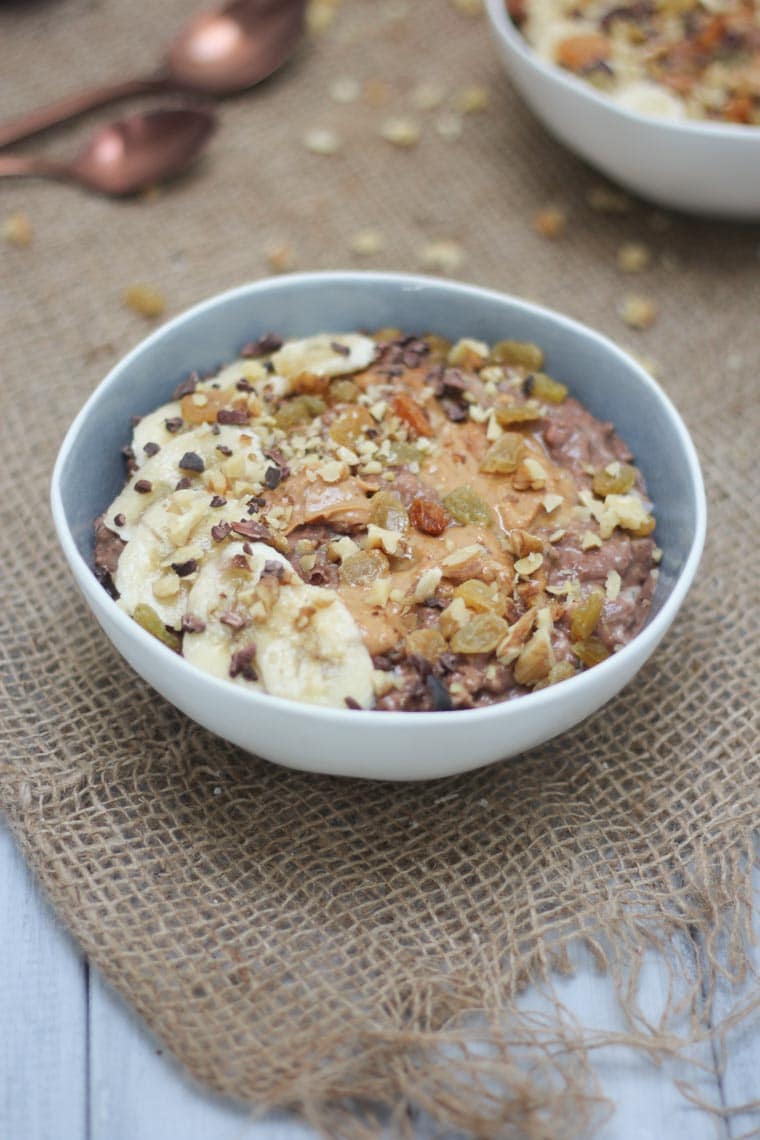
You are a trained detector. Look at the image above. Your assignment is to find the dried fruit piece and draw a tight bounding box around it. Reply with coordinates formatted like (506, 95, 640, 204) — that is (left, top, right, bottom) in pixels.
(409, 497, 450, 536)
(514, 628, 554, 685)
(493, 401, 543, 426)
(454, 579, 506, 615)
(618, 294, 657, 330)
(3, 212, 33, 247)
(448, 337, 489, 369)
(592, 462, 637, 497)
(339, 549, 390, 586)
(527, 372, 567, 404)
(406, 628, 447, 661)
(423, 334, 452, 361)
(133, 603, 181, 651)
(369, 491, 409, 532)
(443, 485, 493, 527)
(390, 392, 433, 438)
(480, 432, 524, 474)
(533, 206, 567, 240)
(556, 33, 610, 73)
(274, 395, 326, 430)
(570, 588, 605, 641)
(451, 612, 509, 654)
(123, 284, 165, 319)
(330, 404, 374, 446)
(328, 379, 360, 405)
(180, 389, 233, 425)
(572, 637, 611, 667)
(489, 340, 544, 370)
(617, 242, 651, 273)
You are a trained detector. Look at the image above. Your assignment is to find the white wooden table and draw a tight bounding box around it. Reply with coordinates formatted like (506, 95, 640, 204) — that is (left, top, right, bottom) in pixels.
(2, 821, 757, 1139)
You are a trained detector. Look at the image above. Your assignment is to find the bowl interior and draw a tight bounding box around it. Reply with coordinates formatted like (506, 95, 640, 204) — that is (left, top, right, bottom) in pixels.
(56, 273, 703, 637)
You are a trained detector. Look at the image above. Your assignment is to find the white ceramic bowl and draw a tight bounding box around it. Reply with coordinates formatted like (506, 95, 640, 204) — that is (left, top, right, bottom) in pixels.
(51, 272, 706, 781)
(485, 0, 760, 219)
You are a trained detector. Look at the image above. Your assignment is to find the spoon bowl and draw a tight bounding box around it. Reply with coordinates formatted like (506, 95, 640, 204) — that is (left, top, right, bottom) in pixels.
(0, 108, 217, 196)
(0, 0, 306, 149)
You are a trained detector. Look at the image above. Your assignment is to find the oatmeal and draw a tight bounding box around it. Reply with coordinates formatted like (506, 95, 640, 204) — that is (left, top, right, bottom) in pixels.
(509, 0, 760, 125)
(95, 329, 658, 711)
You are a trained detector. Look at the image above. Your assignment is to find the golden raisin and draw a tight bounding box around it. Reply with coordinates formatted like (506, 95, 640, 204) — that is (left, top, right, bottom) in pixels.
(454, 579, 506, 615)
(133, 604, 181, 652)
(592, 463, 637, 497)
(292, 370, 329, 396)
(443, 485, 493, 527)
(423, 334, 452, 362)
(571, 637, 611, 667)
(450, 613, 509, 654)
(406, 627, 447, 661)
(274, 395, 326, 430)
(330, 404, 374, 447)
(390, 391, 433, 438)
(489, 340, 544, 370)
(528, 373, 568, 404)
(480, 432, 524, 474)
(328, 379, 360, 405)
(493, 402, 543, 427)
(370, 491, 409, 532)
(556, 33, 610, 73)
(339, 549, 389, 586)
(409, 497, 450, 536)
(570, 588, 605, 641)
(391, 441, 422, 466)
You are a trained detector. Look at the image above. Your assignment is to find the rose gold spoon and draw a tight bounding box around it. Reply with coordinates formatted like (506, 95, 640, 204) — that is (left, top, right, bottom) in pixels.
(0, 0, 306, 149)
(0, 108, 217, 196)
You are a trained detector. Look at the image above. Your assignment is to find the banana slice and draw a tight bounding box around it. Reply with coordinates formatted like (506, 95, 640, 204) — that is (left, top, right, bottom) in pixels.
(114, 489, 246, 627)
(196, 358, 291, 400)
(613, 82, 686, 121)
(109, 424, 267, 542)
(131, 401, 183, 468)
(183, 542, 375, 708)
(271, 333, 376, 381)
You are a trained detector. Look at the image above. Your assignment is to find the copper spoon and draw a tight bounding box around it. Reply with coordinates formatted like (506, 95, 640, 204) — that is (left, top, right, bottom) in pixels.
(0, 108, 217, 196)
(0, 0, 306, 149)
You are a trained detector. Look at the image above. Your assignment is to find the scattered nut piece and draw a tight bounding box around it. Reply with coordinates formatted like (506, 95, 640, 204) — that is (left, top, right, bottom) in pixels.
(533, 206, 568, 240)
(350, 228, 386, 256)
(617, 241, 651, 273)
(123, 284, 166, 319)
(514, 551, 544, 576)
(587, 184, 632, 213)
(329, 77, 360, 103)
(3, 212, 33, 247)
(606, 569, 622, 600)
(304, 127, 342, 155)
(435, 112, 464, 140)
(581, 530, 603, 550)
(411, 81, 446, 110)
(418, 239, 464, 274)
(455, 84, 490, 113)
(380, 117, 422, 147)
(266, 244, 296, 274)
(618, 293, 657, 330)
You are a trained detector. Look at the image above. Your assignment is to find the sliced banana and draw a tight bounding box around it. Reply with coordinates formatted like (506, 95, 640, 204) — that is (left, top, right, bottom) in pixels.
(271, 333, 376, 381)
(131, 401, 183, 468)
(114, 489, 246, 627)
(613, 81, 686, 121)
(183, 542, 375, 708)
(196, 358, 291, 400)
(109, 424, 267, 542)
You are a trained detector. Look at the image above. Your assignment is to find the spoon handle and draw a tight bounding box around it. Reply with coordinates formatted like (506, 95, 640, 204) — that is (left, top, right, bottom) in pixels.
(0, 154, 67, 181)
(0, 76, 168, 149)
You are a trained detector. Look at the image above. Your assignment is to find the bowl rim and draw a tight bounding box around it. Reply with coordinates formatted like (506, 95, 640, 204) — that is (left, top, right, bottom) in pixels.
(484, 0, 760, 143)
(51, 269, 707, 729)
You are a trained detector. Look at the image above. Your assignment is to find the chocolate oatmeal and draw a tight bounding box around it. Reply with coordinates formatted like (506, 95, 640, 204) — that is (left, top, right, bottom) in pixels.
(95, 329, 659, 710)
(510, 0, 760, 125)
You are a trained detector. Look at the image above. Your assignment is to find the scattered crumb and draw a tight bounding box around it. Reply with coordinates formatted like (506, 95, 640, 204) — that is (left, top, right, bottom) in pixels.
(533, 206, 568, 240)
(617, 241, 651, 273)
(451, 0, 484, 14)
(418, 239, 464, 274)
(435, 111, 464, 140)
(3, 212, 33, 247)
(266, 244, 296, 274)
(123, 284, 166, 319)
(380, 117, 421, 147)
(306, 0, 340, 34)
(587, 184, 633, 213)
(304, 127, 341, 155)
(364, 78, 394, 107)
(329, 77, 360, 104)
(411, 81, 446, 110)
(618, 293, 657, 329)
(455, 84, 490, 114)
(350, 229, 386, 256)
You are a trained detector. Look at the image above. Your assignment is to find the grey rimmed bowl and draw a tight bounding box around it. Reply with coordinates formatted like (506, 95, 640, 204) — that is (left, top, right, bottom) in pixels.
(51, 272, 706, 780)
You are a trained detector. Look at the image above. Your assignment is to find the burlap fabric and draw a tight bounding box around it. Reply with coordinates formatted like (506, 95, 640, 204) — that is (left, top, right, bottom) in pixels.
(1, 1, 758, 1135)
